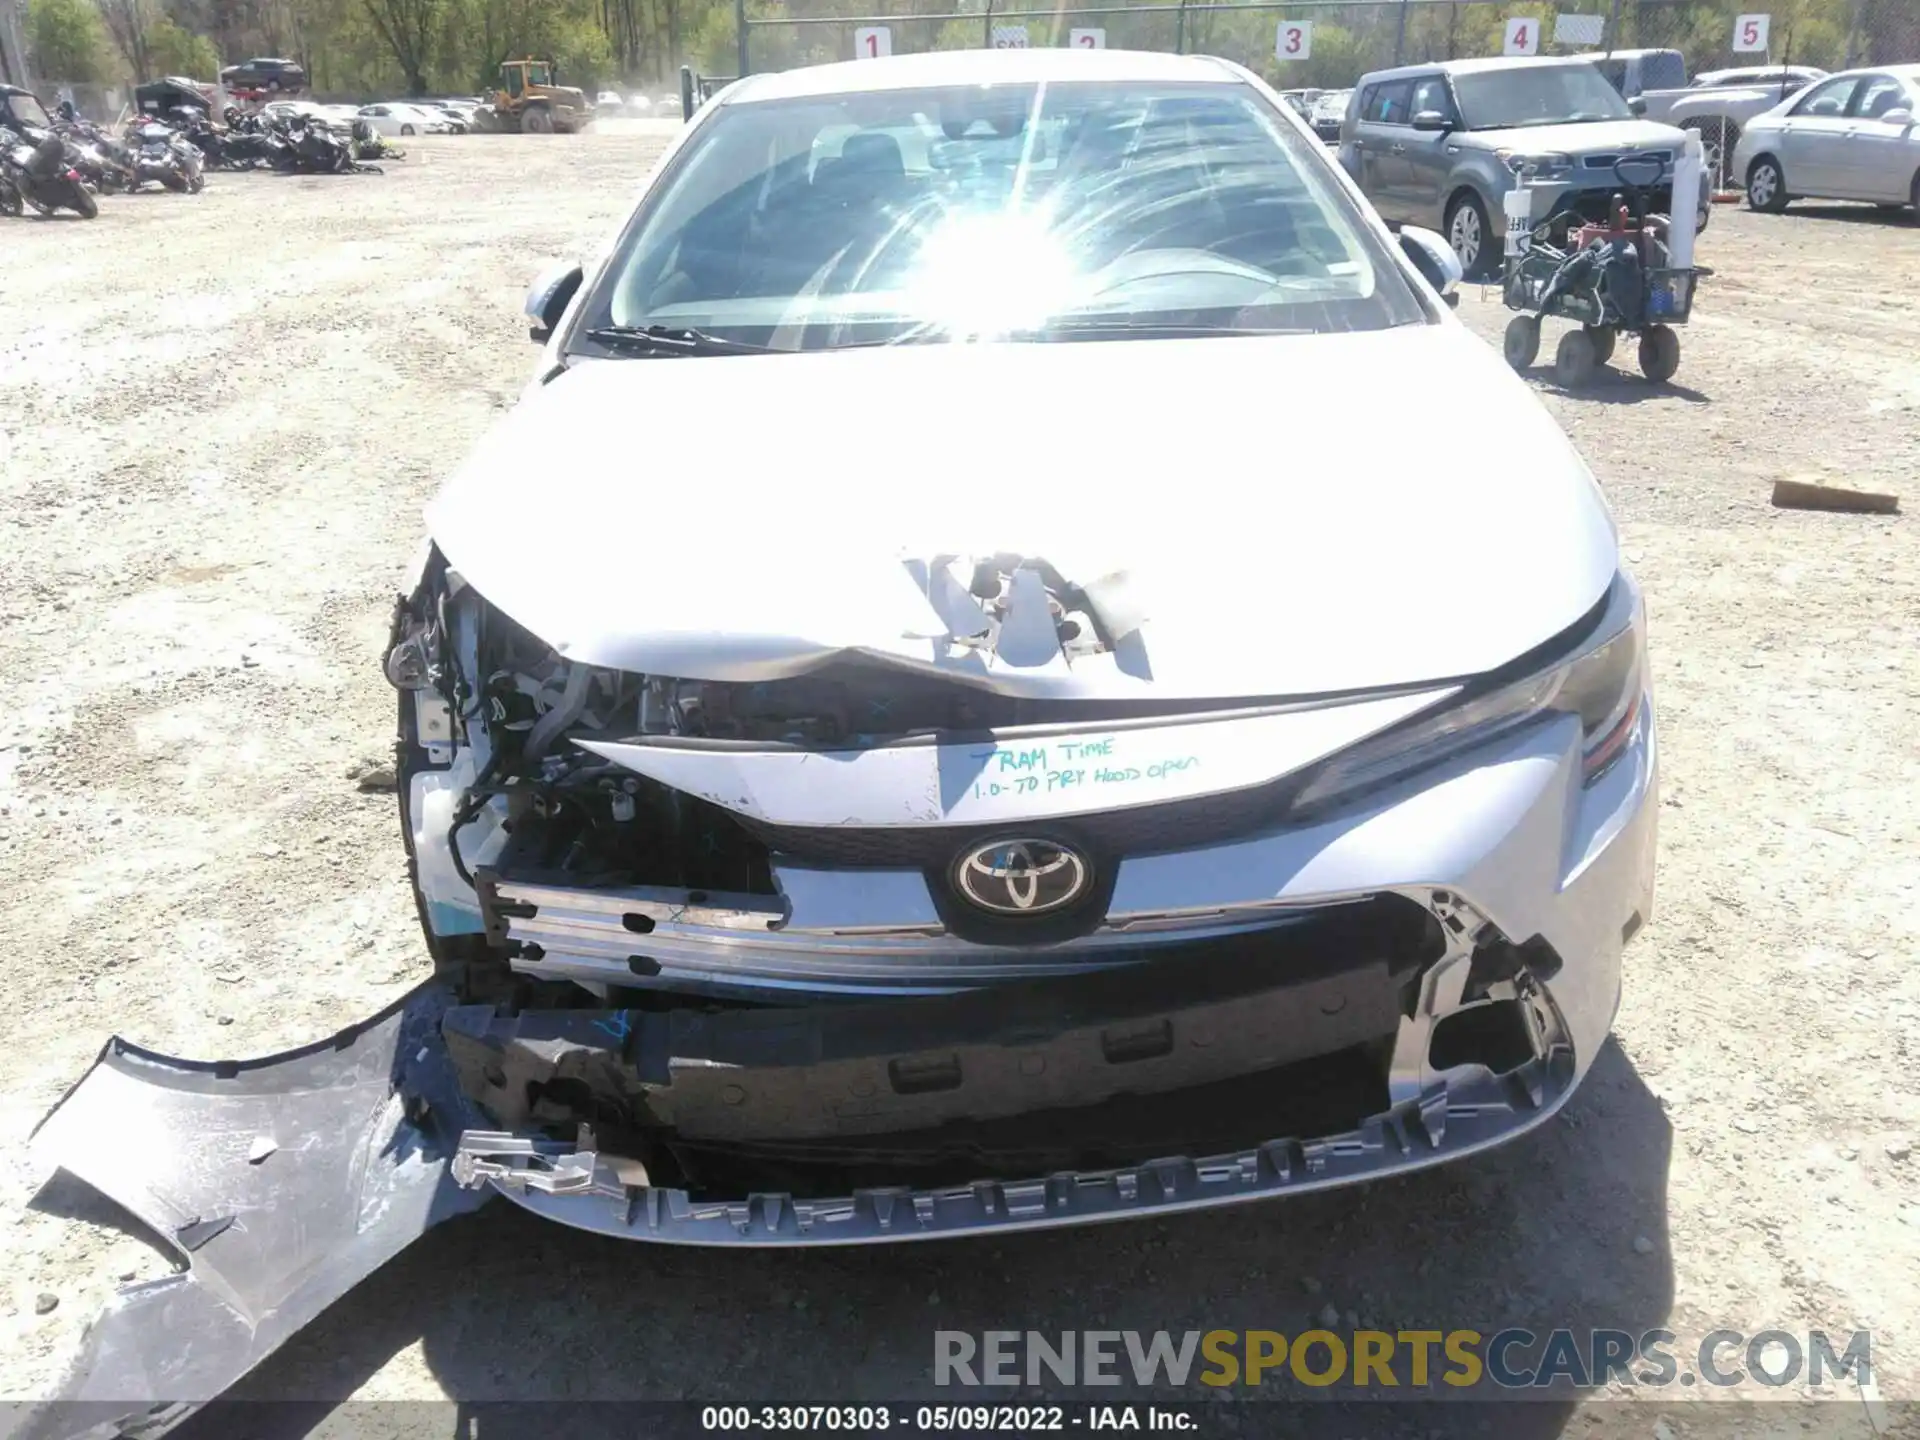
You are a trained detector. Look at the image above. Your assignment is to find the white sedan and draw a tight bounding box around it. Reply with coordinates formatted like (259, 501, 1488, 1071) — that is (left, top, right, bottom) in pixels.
(1734, 62, 1920, 213)
(357, 102, 451, 136)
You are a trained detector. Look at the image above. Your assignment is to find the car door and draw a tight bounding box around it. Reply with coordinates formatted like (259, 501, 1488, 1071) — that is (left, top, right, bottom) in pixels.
(1838, 73, 1918, 200)
(1349, 78, 1414, 220)
(1776, 75, 1862, 195)
(1393, 73, 1462, 224)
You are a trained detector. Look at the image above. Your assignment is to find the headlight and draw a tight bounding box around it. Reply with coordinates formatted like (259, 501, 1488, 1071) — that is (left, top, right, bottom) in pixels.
(1498, 150, 1574, 180)
(1292, 575, 1647, 813)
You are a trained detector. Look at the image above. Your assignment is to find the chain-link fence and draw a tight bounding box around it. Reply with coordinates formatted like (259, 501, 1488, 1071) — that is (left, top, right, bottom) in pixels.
(719, 0, 1918, 101)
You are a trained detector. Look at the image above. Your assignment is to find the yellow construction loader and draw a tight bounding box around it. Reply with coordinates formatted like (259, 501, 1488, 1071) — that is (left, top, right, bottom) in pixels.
(472, 57, 593, 134)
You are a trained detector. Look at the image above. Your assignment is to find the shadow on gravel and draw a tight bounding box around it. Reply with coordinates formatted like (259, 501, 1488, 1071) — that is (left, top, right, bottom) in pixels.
(1774, 203, 1916, 228)
(186, 1038, 1673, 1440)
(1522, 365, 1712, 406)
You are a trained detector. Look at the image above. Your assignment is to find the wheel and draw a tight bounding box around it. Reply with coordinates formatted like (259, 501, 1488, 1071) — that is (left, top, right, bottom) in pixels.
(1638, 325, 1681, 383)
(1583, 325, 1617, 366)
(1503, 315, 1540, 370)
(0, 184, 21, 217)
(523, 107, 554, 134)
(400, 124, 415, 136)
(1685, 117, 1739, 192)
(1554, 328, 1596, 388)
(69, 183, 98, 219)
(1445, 191, 1495, 281)
(188, 170, 205, 193)
(160, 169, 188, 193)
(1746, 156, 1788, 213)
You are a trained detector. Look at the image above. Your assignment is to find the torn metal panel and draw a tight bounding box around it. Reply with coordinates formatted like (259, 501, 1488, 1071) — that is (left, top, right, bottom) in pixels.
(17, 983, 491, 1440)
(576, 688, 1455, 829)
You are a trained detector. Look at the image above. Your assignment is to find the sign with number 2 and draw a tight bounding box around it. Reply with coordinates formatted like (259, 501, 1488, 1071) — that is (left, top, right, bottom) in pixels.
(1731, 13, 1770, 51)
(1274, 21, 1312, 59)
(853, 25, 891, 58)
(1502, 16, 1539, 54)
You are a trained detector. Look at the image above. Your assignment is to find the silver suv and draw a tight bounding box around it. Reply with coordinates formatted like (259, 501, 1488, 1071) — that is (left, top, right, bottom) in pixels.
(1339, 56, 1704, 278)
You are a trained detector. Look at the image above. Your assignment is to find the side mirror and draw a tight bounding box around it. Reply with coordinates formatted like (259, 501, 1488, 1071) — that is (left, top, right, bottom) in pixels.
(1410, 110, 1451, 132)
(1399, 225, 1463, 304)
(1628, 96, 1649, 115)
(1880, 107, 1915, 128)
(525, 260, 583, 344)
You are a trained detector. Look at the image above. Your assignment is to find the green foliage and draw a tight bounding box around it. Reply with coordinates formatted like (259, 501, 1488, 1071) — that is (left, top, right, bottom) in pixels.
(25, 0, 109, 81)
(147, 16, 218, 77)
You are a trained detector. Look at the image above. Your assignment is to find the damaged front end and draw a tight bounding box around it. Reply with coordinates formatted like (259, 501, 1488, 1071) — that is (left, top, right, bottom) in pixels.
(27, 534, 1650, 1431)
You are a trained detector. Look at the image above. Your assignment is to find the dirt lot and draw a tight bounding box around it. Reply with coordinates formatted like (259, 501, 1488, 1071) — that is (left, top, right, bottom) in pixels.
(1, 128, 1916, 1432)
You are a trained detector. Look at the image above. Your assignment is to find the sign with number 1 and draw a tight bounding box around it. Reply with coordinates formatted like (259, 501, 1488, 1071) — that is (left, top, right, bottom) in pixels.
(1274, 21, 1312, 59)
(1503, 16, 1540, 54)
(853, 25, 891, 58)
(1732, 13, 1770, 51)
(990, 24, 1030, 47)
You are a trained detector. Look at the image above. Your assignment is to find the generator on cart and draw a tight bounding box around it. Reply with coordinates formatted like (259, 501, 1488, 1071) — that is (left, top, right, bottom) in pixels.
(471, 57, 593, 133)
(1499, 134, 1705, 389)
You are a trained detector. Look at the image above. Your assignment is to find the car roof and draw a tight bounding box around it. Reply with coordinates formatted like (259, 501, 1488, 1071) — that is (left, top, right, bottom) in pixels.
(1801, 62, 1920, 81)
(1355, 55, 1593, 84)
(725, 48, 1243, 104)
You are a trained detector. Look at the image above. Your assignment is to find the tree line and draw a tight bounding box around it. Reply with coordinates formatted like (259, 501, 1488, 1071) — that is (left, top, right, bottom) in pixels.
(22, 0, 1916, 98)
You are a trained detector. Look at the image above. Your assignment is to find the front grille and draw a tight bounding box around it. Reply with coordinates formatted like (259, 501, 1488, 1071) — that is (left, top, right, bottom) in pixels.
(1582, 149, 1672, 169)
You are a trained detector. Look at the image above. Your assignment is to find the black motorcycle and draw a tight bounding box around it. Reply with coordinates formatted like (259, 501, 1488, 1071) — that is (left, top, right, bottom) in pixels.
(0, 131, 98, 218)
(54, 118, 138, 194)
(128, 118, 206, 192)
(283, 114, 378, 174)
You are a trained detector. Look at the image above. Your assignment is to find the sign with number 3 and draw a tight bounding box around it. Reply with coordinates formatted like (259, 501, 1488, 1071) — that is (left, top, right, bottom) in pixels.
(1068, 27, 1105, 48)
(1274, 21, 1312, 59)
(1502, 16, 1539, 54)
(853, 25, 891, 58)
(1732, 13, 1770, 51)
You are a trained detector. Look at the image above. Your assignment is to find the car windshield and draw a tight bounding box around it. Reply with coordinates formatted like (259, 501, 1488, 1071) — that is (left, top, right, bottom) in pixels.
(572, 79, 1422, 353)
(7, 92, 53, 129)
(1454, 64, 1634, 129)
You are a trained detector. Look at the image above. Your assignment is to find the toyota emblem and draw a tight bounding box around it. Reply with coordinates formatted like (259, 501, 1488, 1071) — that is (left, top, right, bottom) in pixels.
(952, 838, 1092, 917)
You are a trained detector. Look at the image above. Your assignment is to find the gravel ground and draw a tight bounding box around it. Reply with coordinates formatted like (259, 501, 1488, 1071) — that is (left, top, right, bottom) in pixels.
(0, 129, 1915, 1433)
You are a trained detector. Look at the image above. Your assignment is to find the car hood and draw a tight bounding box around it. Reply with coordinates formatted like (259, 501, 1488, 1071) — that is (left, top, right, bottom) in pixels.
(1459, 117, 1686, 154)
(426, 325, 1618, 701)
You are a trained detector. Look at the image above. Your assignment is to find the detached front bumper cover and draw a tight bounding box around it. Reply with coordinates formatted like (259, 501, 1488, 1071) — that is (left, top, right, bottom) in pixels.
(19, 982, 492, 1440)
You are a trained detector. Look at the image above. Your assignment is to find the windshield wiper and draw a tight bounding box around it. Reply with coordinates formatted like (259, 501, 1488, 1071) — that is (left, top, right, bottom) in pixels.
(582, 324, 783, 356)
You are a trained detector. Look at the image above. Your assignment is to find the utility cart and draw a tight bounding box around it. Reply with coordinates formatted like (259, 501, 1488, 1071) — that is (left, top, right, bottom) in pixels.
(1499, 146, 1703, 389)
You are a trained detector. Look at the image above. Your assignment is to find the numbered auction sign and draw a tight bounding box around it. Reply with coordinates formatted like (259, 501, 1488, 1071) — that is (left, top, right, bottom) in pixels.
(990, 24, 1030, 47)
(853, 24, 892, 58)
(1502, 16, 1540, 54)
(1274, 20, 1313, 59)
(1732, 12, 1771, 51)
(1067, 27, 1106, 48)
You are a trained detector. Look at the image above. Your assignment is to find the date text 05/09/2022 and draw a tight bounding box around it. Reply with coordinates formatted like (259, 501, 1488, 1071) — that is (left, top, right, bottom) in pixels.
(700, 1405, 1197, 1432)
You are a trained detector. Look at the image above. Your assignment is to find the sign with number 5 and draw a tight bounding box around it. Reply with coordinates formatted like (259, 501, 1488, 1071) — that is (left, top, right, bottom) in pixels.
(1732, 12, 1770, 51)
(1274, 21, 1312, 59)
(1068, 27, 1105, 48)
(853, 25, 891, 58)
(1502, 16, 1539, 54)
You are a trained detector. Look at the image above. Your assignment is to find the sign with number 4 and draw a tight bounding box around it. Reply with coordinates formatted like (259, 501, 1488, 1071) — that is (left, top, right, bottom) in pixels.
(1068, 27, 1105, 48)
(1502, 16, 1539, 54)
(1732, 13, 1770, 51)
(853, 25, 891, 58)
(1274, 21, 1312, 59)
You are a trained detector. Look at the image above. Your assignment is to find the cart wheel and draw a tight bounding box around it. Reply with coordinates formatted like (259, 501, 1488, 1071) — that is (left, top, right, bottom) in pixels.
(1503, 315, 1541, 371)
(1639, 325, 1681, 383)
(1583, 325, 1616, 366)
(1554, 329, 1596, 389)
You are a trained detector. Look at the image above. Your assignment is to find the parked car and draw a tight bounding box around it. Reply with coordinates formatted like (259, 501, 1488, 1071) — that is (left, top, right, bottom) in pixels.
(218, 57, 307, 93)
(1580, 49, 1828, 187)
(1277, 86, 1322, 120)
(261, 98, 338, 131)
(1308, 87, 1350, 142)
(358, 102, 452, 137)
(596, 89, 627, 113)
(1733, 63, 1920, 214)
(627, 92, 654, 113)
(1341, 56, 1709, 278)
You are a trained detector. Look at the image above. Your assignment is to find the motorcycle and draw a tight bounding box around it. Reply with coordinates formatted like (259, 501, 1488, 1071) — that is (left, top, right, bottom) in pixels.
(283, 114, 379, 174)
(0, 131, 98, 218)
(128, 119, 205, 193)
(55, 119, 138, 194)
